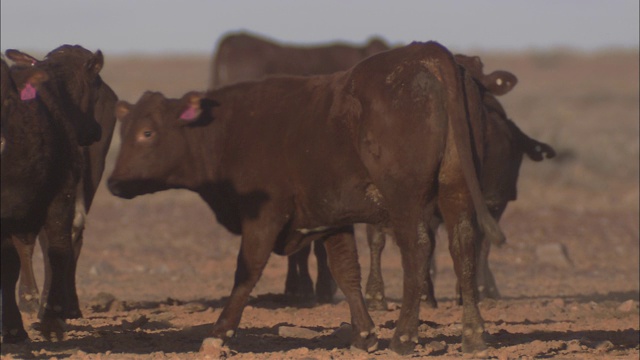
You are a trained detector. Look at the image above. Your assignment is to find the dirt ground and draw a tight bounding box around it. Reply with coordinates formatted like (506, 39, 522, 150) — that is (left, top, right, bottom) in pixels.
(2, 48, 639, 359)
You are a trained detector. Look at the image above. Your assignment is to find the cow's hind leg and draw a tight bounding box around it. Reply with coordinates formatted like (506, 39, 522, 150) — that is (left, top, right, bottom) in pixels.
(389, 212, 435, 355)
(284, 244, 314, 304)
(313, 238, 336, 304)
(420, 221, 438, 309)
(364, 224, 388, 311)
(323, 226, 377, 352)
(1, 237, 29, 343)
(439, 189, 486, 352)
(13, 234, 40, 314)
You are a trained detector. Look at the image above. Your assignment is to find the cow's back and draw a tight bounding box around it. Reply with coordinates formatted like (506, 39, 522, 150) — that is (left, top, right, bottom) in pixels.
(210, 32, 390, 88)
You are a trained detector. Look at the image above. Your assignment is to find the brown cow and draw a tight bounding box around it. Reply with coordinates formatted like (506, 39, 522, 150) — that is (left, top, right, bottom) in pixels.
(108, 41, 504, 354)
(210, 31, 390, 88)
(364, 55, 556, 311)
(2, 46, 105, 342)
(7, 46, 118, 317)
(211, 32, 390, 303)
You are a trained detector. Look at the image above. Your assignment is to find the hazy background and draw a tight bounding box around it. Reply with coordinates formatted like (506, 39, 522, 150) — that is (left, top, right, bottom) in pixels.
(2, 0, 639, 55)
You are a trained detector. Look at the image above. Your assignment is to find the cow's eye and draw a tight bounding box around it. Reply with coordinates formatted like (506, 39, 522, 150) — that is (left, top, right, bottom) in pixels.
(143, 130, 153, 138)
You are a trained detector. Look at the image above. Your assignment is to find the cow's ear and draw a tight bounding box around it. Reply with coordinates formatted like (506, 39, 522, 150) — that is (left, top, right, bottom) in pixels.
(455, 54, 484, 78)
(85, 50, 104, 76)
(5, 49, 39, 66)
(115, 101, 132, 121)
(178, 91, 206, 122)
(483, 70, 518, 96)
(524, 140, 557, 161)
(20, 69, 49, 101)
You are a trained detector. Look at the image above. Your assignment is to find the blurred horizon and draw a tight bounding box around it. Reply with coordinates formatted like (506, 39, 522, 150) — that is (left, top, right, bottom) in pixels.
(2, 0, 638, 56)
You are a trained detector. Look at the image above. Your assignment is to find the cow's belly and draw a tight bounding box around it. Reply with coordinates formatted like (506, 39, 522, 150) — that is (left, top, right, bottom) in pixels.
(293, 176, 388, 231)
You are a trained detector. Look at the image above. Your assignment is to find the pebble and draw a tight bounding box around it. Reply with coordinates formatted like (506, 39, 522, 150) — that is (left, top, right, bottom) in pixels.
(89, 261, 117, 276)
(200, 337, 229, 358)
(617, 299, 636, 312)
(89, 292, 117, 312)
(122, 314, 149, 330)
(551, 298, 565, 308)
(278, 325, 320, 339)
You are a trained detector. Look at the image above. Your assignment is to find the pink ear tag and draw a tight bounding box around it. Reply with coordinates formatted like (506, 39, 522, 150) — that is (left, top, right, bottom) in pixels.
(179, 106, 198, 121)
(20, 83, 37, 101)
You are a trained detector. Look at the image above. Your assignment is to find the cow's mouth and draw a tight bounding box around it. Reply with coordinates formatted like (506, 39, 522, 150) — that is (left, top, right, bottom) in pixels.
(107, 178, 164, 199)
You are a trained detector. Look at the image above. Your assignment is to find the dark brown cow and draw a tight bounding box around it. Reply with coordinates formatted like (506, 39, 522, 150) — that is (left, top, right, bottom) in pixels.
(364, 55, 556, 311)
(211, 32, 390, 303)
(211, 31, 390, 88)
(1, 57, 53, 343)
(7, 47, 118, 316)
(2, 46, 105, 342)
(108, 41, 505, 354)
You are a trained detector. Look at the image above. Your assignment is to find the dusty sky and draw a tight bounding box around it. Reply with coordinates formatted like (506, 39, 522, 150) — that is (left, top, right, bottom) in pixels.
(2, 0, 638, 55)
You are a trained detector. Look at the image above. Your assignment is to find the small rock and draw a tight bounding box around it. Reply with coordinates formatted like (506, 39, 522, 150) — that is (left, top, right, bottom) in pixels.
(184, 302, 208, 313)
(200, 337, 229, 358)
(425, 340, 447, 352)
(278, 325, 320, 339)
(535, 243, 573, 268)
(617, 299, 636, 312)
(595, 340, 614, 352)
(566, 339, 583, 353)
(331, 323, 353, 344)
(122, 314, 149, 330)
(89, 261, 117, 276)
(551, 298, 565, 308)
(90, 292, 117, 312)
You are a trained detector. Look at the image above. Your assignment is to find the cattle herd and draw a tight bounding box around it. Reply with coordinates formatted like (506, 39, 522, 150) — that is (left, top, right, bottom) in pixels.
(1, 32, 555, 355)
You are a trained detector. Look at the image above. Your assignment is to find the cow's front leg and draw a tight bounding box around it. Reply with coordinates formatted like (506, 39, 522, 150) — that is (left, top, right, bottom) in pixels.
(206, 223, 277, 348)
(323, 226, 377, 352)
(364, 224, 388, 311)
(1, 236, 29, 343)
(38, 190, 78, 341)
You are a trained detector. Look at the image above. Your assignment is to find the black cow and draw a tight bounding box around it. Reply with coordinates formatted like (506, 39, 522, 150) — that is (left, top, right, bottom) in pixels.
(2, 46, 105, 342)
(7, 47, 118, 317)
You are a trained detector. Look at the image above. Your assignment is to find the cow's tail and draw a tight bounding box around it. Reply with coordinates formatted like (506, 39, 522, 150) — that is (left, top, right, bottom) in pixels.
(435, 42, 506, 247)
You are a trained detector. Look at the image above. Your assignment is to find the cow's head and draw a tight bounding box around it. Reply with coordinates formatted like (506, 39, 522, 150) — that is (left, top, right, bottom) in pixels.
(1, 58, 49, 156)
(1, 58, 51, 219)
(455, 54, 518, 96)
(108, 91, 217, 199)
(5, 45, 104, 146)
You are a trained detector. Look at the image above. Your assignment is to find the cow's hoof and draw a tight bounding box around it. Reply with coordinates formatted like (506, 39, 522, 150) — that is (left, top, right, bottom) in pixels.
(481, 286, 501, 300)
(461, 327, 487, 353)
(39, 316, 66, 341)
(2, 327, 29, 343)
(390, 334, 418, 355)
(18, 294, 40, 314)
(200, 337, 229, 357)
(316, 278, 338, 304)
(420, 294, 438, 309)
(65, 308, 83, 320)
(351, 328, 378, 353)
(315, 279, 337, 304)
